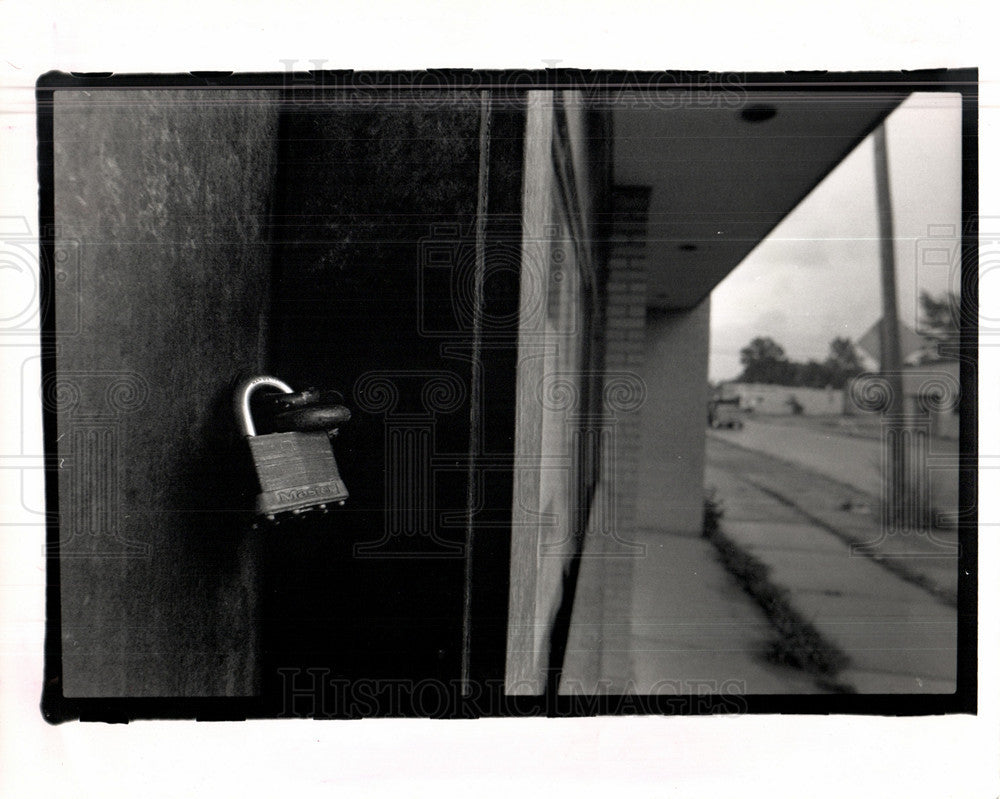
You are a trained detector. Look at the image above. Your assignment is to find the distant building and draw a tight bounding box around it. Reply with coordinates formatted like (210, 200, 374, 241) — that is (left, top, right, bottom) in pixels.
(844, 358, 960, 439)
(720, 381, 845, 416)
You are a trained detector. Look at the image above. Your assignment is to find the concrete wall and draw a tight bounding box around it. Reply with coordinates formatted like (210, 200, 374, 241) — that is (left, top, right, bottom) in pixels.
(636, 300, 712, 536)
(732, 382, 845, 416)
(52, 90, 280, 697)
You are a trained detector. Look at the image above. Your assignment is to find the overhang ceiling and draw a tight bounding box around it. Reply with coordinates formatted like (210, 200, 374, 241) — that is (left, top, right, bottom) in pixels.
(610, 91, 907, 310)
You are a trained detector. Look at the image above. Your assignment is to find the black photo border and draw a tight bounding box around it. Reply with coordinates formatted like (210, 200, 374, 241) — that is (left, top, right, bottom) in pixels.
(36, 67, 978, 722)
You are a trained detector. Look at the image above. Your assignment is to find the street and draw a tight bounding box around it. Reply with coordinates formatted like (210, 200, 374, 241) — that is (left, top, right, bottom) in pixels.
(707, 415, 959, 523)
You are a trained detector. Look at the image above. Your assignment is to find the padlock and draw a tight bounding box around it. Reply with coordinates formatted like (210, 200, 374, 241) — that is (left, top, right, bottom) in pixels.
(235, 375, 349, 521)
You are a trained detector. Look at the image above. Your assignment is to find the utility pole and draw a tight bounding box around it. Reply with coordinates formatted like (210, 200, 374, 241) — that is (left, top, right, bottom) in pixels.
(873, 123, 907, 529)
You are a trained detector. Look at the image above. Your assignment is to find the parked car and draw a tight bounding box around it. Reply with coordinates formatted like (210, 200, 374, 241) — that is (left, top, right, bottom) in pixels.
(708, 397, 744, 429)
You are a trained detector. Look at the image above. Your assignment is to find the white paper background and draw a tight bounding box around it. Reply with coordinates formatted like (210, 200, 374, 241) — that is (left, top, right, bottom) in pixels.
(0, 3, 996, 796)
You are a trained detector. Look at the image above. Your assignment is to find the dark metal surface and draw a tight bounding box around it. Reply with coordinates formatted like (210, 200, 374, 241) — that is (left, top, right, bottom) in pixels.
(273, 404, 352, 432)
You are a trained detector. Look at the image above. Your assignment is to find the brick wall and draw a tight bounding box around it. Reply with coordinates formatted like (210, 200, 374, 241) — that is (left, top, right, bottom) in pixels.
(560, 187, 649, 693)
(603, 191, 650, 543)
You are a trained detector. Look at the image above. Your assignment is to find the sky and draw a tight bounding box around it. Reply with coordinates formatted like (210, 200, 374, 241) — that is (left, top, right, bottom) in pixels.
(708, 92, 963, 382)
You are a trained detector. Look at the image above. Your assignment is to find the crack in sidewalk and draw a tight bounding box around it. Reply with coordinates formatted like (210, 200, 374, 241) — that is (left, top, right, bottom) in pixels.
(737, 474, 958, 609)
(702, 493, 855, 694)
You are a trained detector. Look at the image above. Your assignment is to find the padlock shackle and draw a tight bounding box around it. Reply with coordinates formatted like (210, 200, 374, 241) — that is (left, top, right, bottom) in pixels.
(235, 375, 294, 437)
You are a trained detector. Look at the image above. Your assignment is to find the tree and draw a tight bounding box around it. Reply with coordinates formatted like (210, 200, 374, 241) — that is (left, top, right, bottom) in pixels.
(738, 337, 794, 384)
(824, 337, 864, 388)
(794, 359, 834, 389)
(740, 336, 786, 366)
(736, 335, 866, 388)
(827, 337, 862, 373)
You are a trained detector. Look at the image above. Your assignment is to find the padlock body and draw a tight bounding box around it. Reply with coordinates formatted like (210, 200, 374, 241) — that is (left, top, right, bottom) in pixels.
(248, 431, 349, 516)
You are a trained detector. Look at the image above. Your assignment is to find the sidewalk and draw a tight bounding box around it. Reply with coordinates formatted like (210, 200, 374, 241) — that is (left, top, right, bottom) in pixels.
(706, 433, 959, 603)
(561, 439, 835, 697)
(628, 525, 825, 694)
(561, 521, 826, 694)
(706, 437, 958, 693)
(560, 434, 959, 696)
